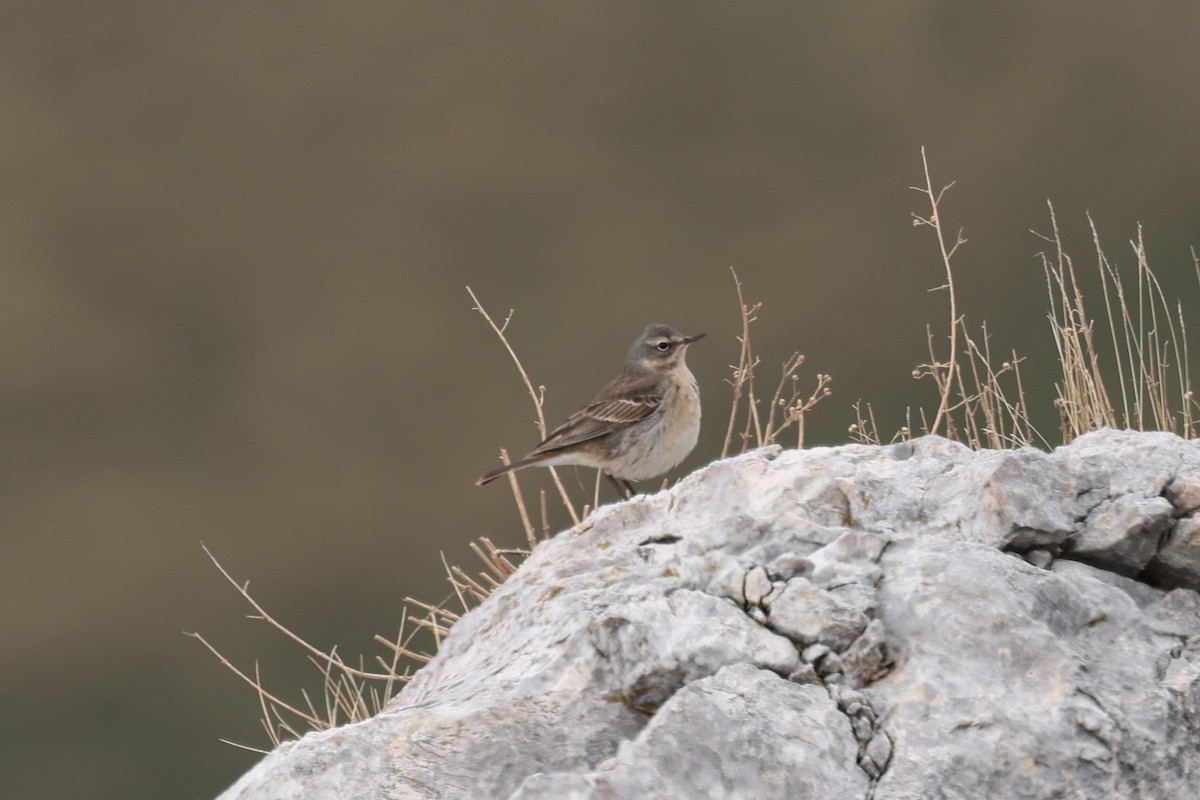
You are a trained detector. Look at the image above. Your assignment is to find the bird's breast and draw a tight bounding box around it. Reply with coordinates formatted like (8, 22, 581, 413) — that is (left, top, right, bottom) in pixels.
(607, 367, 701, 481)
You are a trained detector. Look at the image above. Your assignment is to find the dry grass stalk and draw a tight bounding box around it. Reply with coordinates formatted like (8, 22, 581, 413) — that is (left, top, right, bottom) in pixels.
(466, 286, 581, 533)
(495, 448, 536, 550)
(197, 545, 398, 682)
(721, 268, 761, 458)
(848, 401, 912, 446)
(906, 151, 1041, 449)
(1039, 204, 1117, 437)
(848, 400, 881, 445)
(910, 146, 968, 439)
(930, 319, 1043, 449)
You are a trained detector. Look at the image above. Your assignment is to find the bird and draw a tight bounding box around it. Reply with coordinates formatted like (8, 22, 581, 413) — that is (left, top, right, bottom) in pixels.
(476, 323, 704, 498)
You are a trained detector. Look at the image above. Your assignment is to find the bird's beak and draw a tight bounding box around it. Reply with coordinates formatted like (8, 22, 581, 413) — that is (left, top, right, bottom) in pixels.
(682, 332, 706, 344)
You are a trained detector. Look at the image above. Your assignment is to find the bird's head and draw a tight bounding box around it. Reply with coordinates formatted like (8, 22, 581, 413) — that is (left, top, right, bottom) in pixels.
(627, 324, 705, 373)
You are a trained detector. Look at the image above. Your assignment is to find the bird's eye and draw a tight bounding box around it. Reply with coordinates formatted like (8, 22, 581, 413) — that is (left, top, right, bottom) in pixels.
(656, 341, 672, 351)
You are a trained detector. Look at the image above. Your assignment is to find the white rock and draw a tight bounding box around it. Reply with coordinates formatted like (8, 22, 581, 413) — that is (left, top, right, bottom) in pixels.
(510, 664, 868, 799)
(219, 431, 1200, 800)
(1147, 516, 1200, 592)
(1070, 493, 1173, 574)
(765, 577, 868, 650)
(590, 589, 799, 710)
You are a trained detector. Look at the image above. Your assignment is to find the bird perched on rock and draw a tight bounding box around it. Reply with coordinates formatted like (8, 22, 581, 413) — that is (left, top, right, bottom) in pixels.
(476, 323, 704, 498)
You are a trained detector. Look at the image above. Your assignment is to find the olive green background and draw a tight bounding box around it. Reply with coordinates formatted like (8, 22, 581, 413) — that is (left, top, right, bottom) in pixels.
(3, 3, 1199, 798)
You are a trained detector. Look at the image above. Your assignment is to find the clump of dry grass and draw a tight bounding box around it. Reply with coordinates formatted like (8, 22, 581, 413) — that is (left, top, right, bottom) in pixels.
(1040, 206, 1200, 441)
(190, 539, 522, 752)
(852, 148, 1043, 450)
(853, 148, 1197, 450)
(721, 268, 832, 457)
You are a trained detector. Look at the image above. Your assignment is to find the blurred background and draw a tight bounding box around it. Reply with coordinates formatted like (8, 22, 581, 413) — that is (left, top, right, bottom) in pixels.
(3, 2, 1199, 797)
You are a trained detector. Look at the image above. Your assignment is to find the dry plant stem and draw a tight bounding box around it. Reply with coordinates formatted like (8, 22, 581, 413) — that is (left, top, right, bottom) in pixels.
(189, 632, 324, 733)
(763, 353, 803, 438)
(371, 626, 404, 712)
(429, 605, 444, 650)
(408, 609, 452, 641)
(377, 618, 410, 696)
(267, 702, 302, 743)
(786, 372, 832, 448)
(1132, 229, 1186, 429)
(443, 573, 488, 607)
(219, 737, 271, 755)
(466, 287, 549, 431)
(253, 661, 280, 746)
(373, 638, 430, 667)
(310, 653, 369, 728)
(259, 669, 299, 746)
(747, 386, 763, 445)
(918, 325, 960, 441)
(447, 564, 493, 604)
(1180, 305, 1195, 435)
(469, 537, 518, 581)
(848, 401, 867, 444)
(496, 449, 537, 549)
(961, 324, 994, 447)
(722, 267, 757, 459)
(439, 552, 470, 614)
(741, 359, 763, 451)
(1120, 228, 1152, 428)
(918, 407, 931, 439)
(720, 269, 830, 453)
(849, 400, 882, 445)
(1011, 349, 1038, 446)
(912, 146, 967, 438)
(867, 404, 883, 445)
(1090, 215, 1135, 426)
(201, 545, 394, 681)
(479, 536, 522, 574)
(954, 320, 1043, 449)
(466, 286, 580, 526)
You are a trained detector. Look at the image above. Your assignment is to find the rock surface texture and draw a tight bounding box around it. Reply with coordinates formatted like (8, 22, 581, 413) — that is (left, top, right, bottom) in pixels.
(220, 430, 1200, 799)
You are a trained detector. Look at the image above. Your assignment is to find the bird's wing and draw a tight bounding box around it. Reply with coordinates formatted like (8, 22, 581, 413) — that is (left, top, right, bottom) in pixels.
(528, 371, 665, 455)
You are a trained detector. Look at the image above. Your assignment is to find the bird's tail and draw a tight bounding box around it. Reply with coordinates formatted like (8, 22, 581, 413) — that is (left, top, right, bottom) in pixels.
(475, 456, 540, 486)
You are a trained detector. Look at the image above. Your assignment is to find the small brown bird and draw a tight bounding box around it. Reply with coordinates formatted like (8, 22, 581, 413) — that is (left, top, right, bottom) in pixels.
(476, 324, 704, 498)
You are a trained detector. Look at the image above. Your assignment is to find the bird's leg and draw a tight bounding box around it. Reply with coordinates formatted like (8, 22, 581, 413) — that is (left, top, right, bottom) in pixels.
(605, 473, 639, 499)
